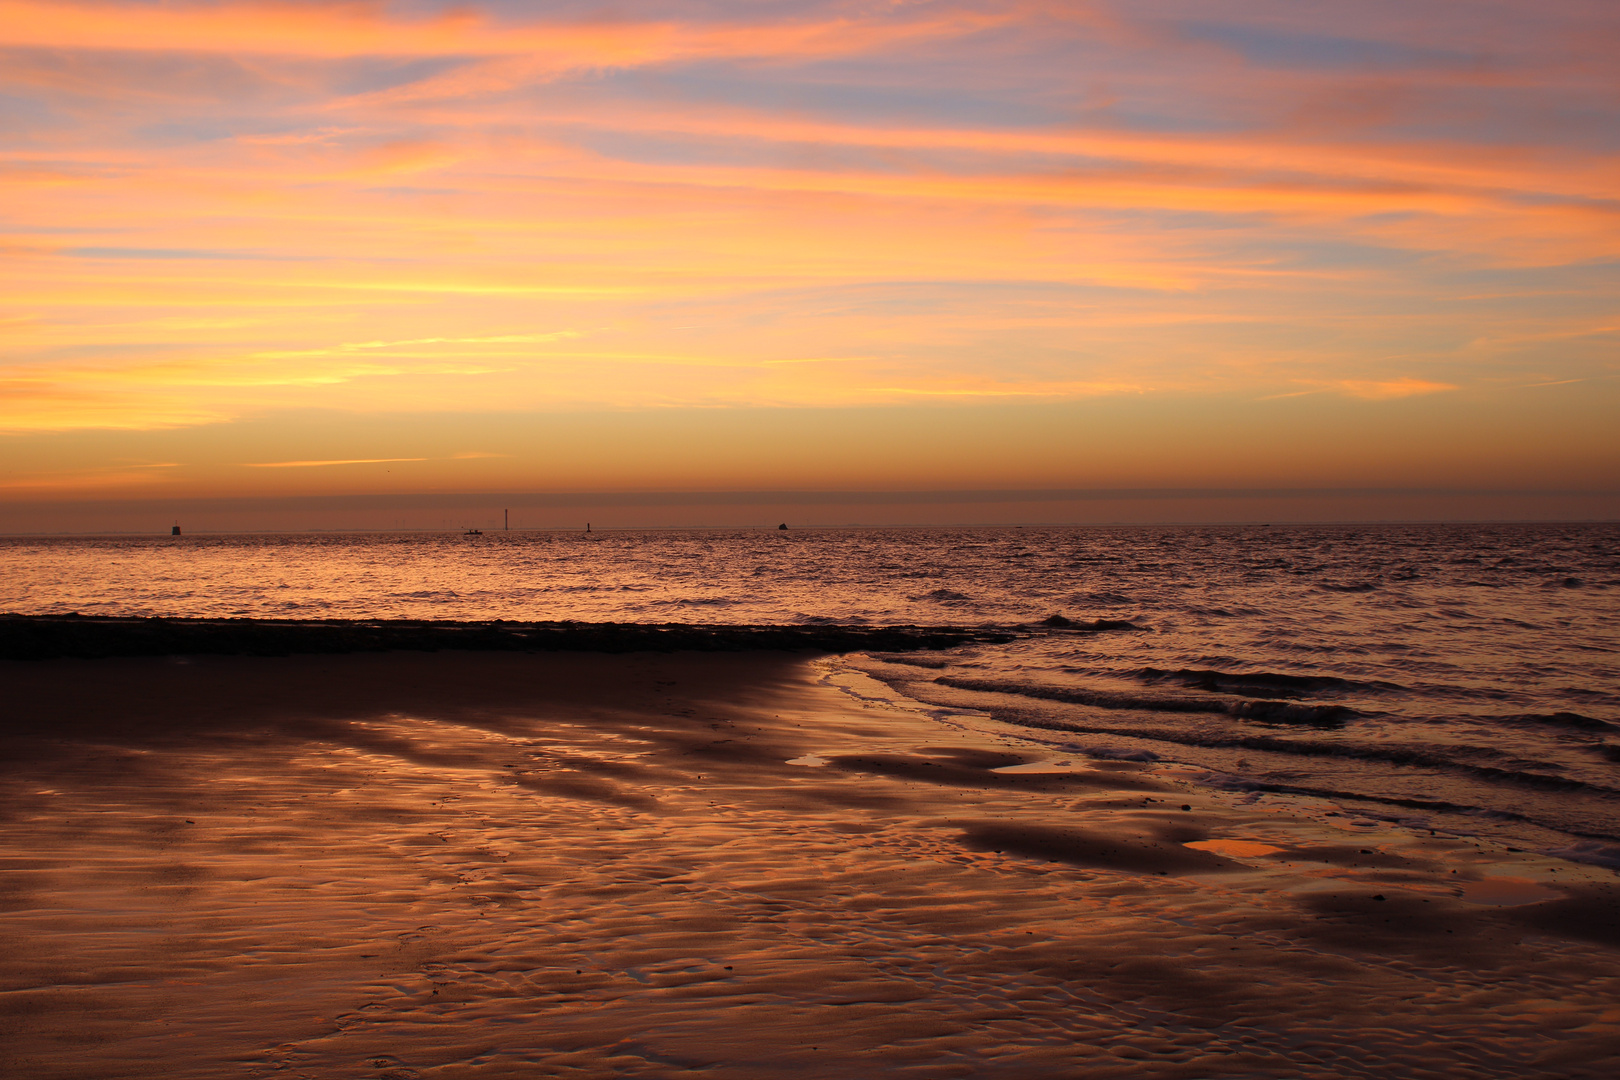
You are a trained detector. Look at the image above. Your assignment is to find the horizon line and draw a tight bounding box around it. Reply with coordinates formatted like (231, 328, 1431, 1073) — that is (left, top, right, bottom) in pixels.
(5, 519, 1618, 539)
(5, 485, 1619, 513)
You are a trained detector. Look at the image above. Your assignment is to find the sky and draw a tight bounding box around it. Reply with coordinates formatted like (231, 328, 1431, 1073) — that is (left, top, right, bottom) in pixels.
(2, 0, 1617, 530)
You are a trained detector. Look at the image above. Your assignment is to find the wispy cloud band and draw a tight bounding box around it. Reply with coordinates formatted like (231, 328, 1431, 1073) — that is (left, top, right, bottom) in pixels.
(0, 0, 1616, 501)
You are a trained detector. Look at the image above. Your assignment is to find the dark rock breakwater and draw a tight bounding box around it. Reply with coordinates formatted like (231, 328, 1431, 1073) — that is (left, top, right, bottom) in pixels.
(0, 613, 1012, 661)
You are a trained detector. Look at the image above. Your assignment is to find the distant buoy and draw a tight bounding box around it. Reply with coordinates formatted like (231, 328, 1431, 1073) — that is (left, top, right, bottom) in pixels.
(778, 522, 788, 530)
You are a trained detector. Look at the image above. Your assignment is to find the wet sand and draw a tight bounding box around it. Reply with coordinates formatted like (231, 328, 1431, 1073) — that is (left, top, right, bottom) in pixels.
(3, 651, 1619, 1079)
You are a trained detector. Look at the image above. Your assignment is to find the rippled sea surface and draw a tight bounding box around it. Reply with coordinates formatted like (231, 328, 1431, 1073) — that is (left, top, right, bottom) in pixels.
(4, 523, 1617, 853)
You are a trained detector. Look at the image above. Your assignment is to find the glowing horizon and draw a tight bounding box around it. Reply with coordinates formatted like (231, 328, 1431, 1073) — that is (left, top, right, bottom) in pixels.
(2, 0, 1617, 522)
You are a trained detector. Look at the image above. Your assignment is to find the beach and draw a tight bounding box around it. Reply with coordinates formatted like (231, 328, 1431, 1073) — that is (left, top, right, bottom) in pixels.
(4, 647, 1619, 1079)
(9, 0, 1619, 1071)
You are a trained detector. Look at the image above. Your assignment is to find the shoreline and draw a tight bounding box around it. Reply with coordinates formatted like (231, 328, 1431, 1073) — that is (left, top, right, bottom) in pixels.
(3, 650, 1619, 1077)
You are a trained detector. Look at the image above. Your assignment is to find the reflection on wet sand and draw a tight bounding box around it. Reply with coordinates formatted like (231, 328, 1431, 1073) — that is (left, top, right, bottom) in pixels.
(3, 651, 1619, 1079)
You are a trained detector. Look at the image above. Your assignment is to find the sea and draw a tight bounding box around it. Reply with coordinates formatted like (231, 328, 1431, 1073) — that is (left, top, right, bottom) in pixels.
(4, 523, 1617, 860)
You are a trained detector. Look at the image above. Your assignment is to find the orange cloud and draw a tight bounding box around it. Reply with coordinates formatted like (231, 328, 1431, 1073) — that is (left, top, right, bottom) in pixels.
(243, 457, 428, 468)
(1293, 378, 1460, 401)
(1, 0, 1616, 504)
(0, 1, 1014, 63)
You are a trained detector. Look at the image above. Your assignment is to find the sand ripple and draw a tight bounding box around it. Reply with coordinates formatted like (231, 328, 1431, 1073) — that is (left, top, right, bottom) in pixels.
(3, 652, 1619, 1078)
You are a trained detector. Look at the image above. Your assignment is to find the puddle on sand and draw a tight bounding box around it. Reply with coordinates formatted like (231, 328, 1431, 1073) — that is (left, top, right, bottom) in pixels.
(1458, 876, 1565, 906)
(1185, 838, 1285, 858)
(786, 754, 830, 767)
(991, 760, 1089, 774)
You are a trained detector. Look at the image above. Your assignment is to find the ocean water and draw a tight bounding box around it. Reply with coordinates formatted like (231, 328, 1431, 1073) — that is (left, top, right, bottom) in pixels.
(4, 523, 1617, 856)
